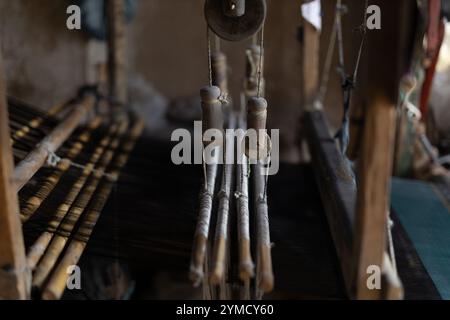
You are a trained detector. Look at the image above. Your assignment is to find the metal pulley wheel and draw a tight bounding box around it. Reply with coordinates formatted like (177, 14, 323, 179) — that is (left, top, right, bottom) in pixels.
(205, 0, 267, 42)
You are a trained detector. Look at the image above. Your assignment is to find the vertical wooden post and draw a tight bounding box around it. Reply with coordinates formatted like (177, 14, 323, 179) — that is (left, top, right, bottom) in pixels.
(300, 5, 321, 111)
(354, 95, 397, 300)
(107, 0, 128, 107)
(0, 53, 30, 299)
(352, 0, 416, 300)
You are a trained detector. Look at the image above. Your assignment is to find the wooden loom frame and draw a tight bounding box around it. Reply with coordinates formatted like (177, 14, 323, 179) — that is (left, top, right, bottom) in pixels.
(0, 0, 127, 299)
(300, 0, 416, 300)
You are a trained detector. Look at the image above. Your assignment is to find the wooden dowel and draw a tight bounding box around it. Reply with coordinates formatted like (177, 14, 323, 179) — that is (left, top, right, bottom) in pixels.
(210, 116, 236, 285)
(253, 164, 274, 294)
(20, 116, 103, 223)
(236, 118, 254, 282)
(190, 86, 224, 286)
(26, 122, 122, 271)
(107, 0, 128, 107)
(189, 154, 220, 287)
(10, 100, 68, 146)
(354, 96, 397, 300)
(0, 51, 30, 299)
(41, 120, 144, 300)
(13, 95, 96, 192)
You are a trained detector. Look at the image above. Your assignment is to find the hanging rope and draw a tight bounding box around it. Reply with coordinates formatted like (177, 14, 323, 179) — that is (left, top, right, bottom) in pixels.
(257, 25, 265, 99)
(334, 0, 369, 155)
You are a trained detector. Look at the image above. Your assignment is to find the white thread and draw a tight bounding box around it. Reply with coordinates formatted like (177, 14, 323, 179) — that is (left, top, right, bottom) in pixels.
(46, 151, 116, 181)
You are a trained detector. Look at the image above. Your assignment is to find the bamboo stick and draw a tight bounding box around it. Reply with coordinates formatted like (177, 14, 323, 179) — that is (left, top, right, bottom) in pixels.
(41, 119, 144, 300)
(31, 120, 129, 289)
(20, 116, 103, 223)
(26, 122, 122, 271)
(13, 94, 96, 192)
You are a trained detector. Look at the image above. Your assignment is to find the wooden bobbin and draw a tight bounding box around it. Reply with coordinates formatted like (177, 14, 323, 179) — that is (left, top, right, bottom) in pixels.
(201, 86, 224, 146)
(246, 97, 269, 160)
(223, 0, 246, 17)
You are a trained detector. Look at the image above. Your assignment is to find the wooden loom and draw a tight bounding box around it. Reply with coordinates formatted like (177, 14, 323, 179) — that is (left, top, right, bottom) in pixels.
(0, 0, 143, 300)
(0, 0, 448, 301)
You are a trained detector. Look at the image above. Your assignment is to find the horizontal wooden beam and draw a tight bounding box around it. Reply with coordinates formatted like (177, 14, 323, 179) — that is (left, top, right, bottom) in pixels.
(304, 109, 356, 296)
(13, 95, 96, 192)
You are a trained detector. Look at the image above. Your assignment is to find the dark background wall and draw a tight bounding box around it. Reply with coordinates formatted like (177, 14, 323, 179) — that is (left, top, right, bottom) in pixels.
(0, 0, 370, 161)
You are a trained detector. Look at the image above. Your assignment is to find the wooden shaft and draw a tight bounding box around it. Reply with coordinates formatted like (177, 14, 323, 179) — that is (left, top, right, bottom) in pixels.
(237, 150, 254, 281)
(223, 0, 245, 17)
(20, 116, 103, 223)
(253, 164, 274, 293)
(236, 117, 254, 281)
(13, 95, 96, 192)
(41, 120, 144, 300)
(210, 116, 236, 285)
(11, 100, 67, 146)
(354, 96, 397, 300)
(304, 110, 355, 294)
(0, 52, 30, 299)
(189, 152, 220, 287)
(300, 14, 321, 111)
(26, 123, 122, 271)
(107, 0, 128, 106)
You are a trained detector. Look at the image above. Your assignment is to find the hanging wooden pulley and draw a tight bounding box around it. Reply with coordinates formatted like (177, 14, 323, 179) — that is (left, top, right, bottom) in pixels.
(205, 0, 267, 42)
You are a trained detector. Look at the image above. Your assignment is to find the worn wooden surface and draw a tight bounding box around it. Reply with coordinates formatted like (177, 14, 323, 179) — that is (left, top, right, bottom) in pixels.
(107, 0, 128, 106)
(13, 95, 95, 192)
(305, 109, 355, 296)
(0, 54, 30, 299)
(354, 96, 397, 300)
